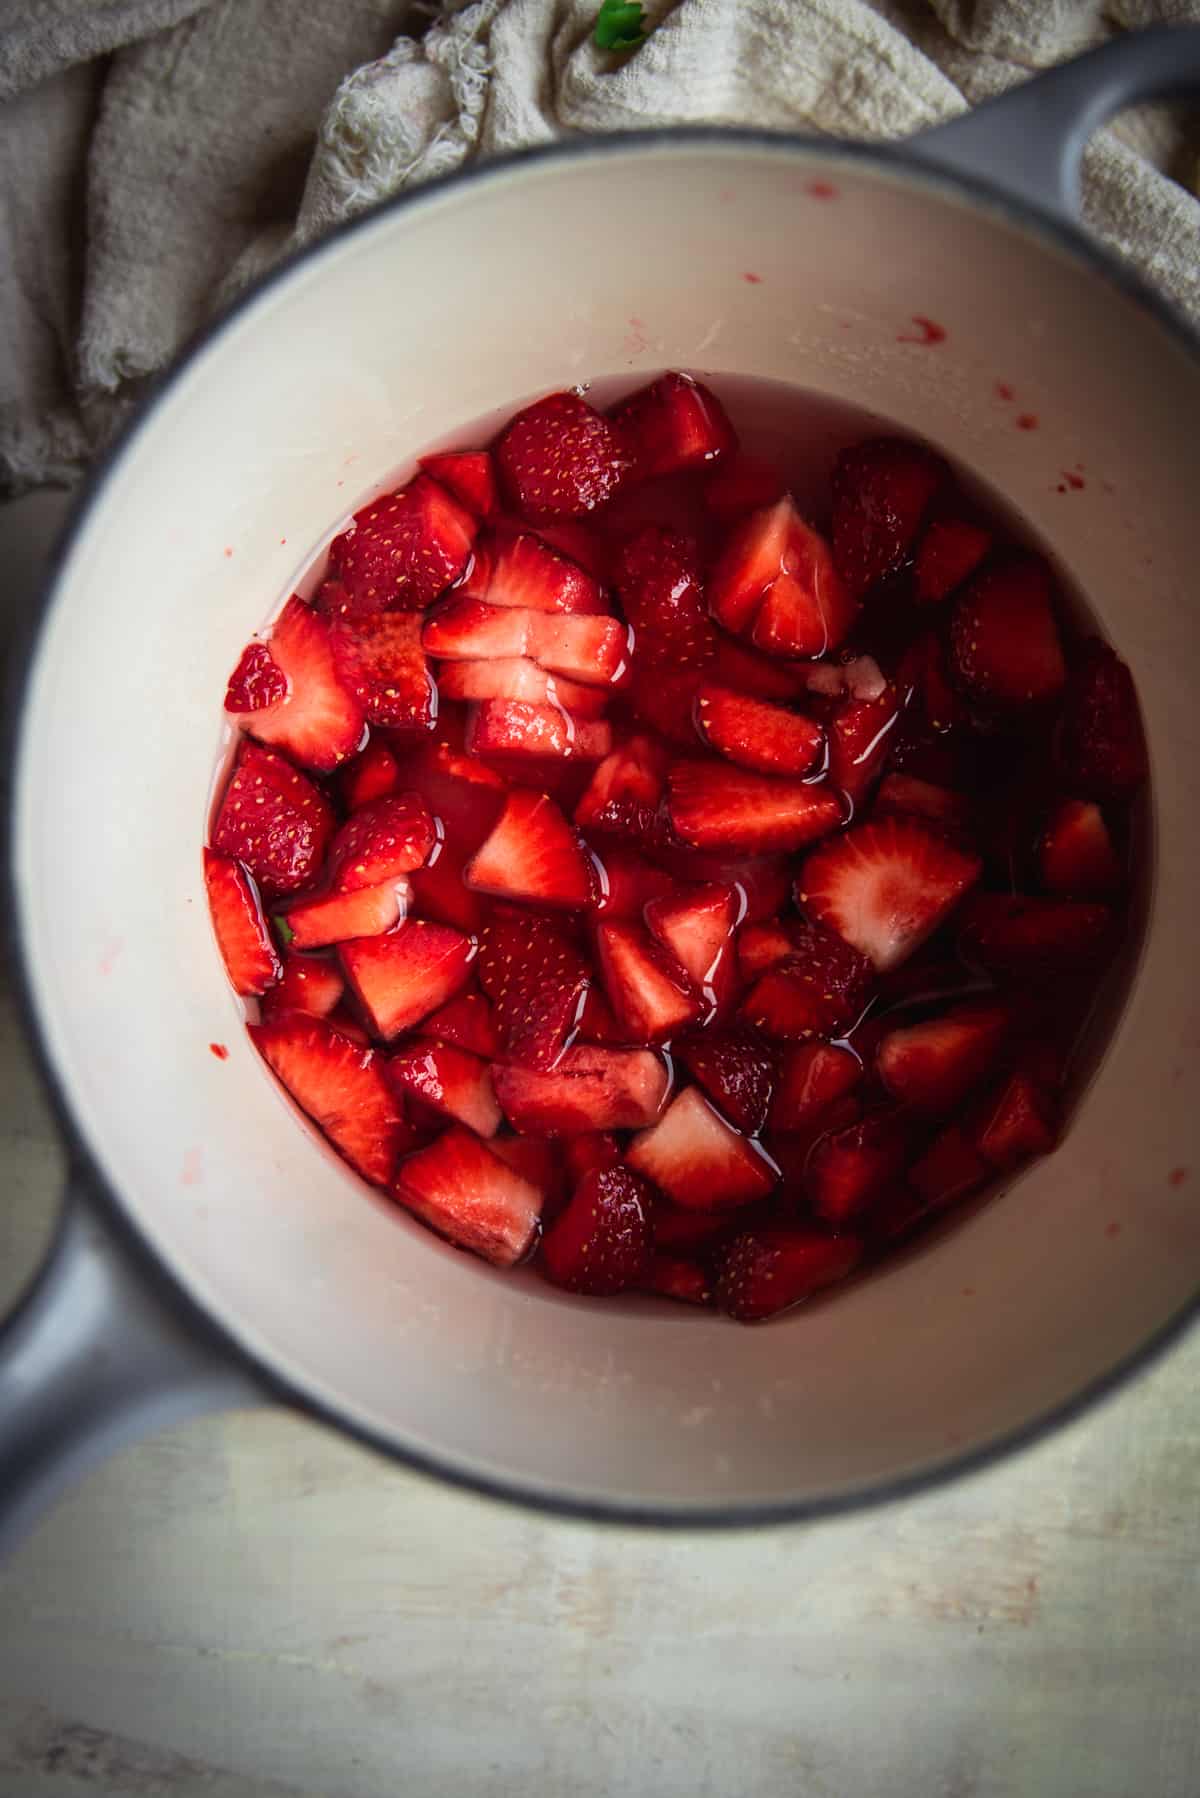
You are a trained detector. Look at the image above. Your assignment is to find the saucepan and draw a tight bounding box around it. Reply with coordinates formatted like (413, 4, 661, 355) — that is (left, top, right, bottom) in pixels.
(3, 28, 1200, 1549)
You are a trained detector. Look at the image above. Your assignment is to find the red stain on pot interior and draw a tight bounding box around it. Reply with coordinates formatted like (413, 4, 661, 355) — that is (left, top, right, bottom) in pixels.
(1105, 1221, 1122, 1238)
(805, 179, 838, 200)
(1016, 413, 1038, 431)
(209, 1042, 229, 1061)
(897, 316, 946, 345)
(1169, 1166, 1189, 1187)
(181, 1147, 203, 1186)
(994, 380, 1015, 401)
(1061, 471, 1085, 490)
(223, 547, 233, 558)
(742, 272, 763, 285)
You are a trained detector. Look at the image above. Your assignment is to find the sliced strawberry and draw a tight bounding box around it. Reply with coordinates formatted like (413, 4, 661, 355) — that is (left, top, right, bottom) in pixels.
(422, 987, 498, 1057)
(339, 919, 476, 1040)
(709, 496, 855, 657)
(1038, 798, 1122, 896)
(260, 952, 344, 1020)
(651, 1202, 754, 1254)
(826, 671, 900, 809)
(957, 892, 1116, 977)
(497, 391, 629, 517)
(387, 1039, 501, 1138)
(541, 1162, 655, 1295)
(419, 449, 497, 517)
(737, 918, 801, 981)
(329, 610, 435, 734)
(676, 1029, 774, 1134)
(490, 1134, 563, 1211)
(767, 1093, 865, 1185)
(525, 612, 630, 688)
(719, 857, 791, 922)
(408, 842, 485, 933)
(628, 665, 704, 747)
(614, 371, 735, 478)
(467, 699, 613, 764)
(716, 1228, 862, 1322)
(211, 740, 336, 898)
(643, 1255, 714, 1306)
(574, 735, 669, 845)
(465, 527, 605, 613)
(562, 1132, 622, 1182)
(895, 631, 970, 737)
(705, 453, 785, 525)
(974, 1069, 1057, 1169)
(477, 909, 590, 1070)
(203, 849, 281, 995)
(423, 597, 529, 661)
(798, 816, 981, 971)
(530, 518, 607, 578)
(740, 923, 874, 1039)
(225, 641, 287, 712)
(626, 1086, 777, 1209)
(283, 879, 407, 951)
(644, 880, 740, 1012)
(715, 634, 808, 702)
(226, 597, 365, 771)
(250, 1013, 405, 1186)
(595, 920, 704, 1042)
(340, 738, 400, 811)
(493, 1045, 669, 1134)
(467, 789, 593, 910)
(909, 1121, 989, 1211)
(830, 437, 946, 597)
(666, 762, 843, 854)
(877, 1001, 1012, 1113)
(915, 517, 992, 604)
(1054, 639, 1147, 800)
(693, 683, 824, 777)
(768, 1042, 861, 1134)
(392, 1125, 542, 1267)
(613, 526, 714, 671)
(328, 793, 436, 893)
(397, 741, 504, 850)
(586, 846, 674, 920)
(322, 474, 477, 613)
(805, 1111, 909, 1224)
(575, 985, 626, 1043)
(874, 773, 969, 835)
(949, 557, 1067, 707)
(439, 656, 608, 718)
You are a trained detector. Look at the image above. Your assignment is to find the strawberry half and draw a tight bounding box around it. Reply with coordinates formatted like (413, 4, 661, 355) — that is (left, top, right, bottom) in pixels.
(705, 453, 785, 525)
(497, 391, 629, 517)
(676, 1029, 775, 1135)
(876, 1000, 1012, 1113)
(797, 815, 982, 971)
(541, 1162, 655, 1295)
(466, 789, 593, 910)
(211, 740, 336, 898)
(392, 1125, 543, 1267)
(975, 1068, 1057, 1169)
(915, 517, 992, 604)
(224, 641, 287, 712)
(614, 525, 714, 670)
(666, 761, 844, 854)
(957, 892, 1116, 977)
(260, 952, 344, 1021)
(644, 880, 740, 1008)
(322, 474, 477, 613)
(709, 496, 856, 657)
(422, 988, 498, 1058)
(339, 919, 476, 1039)
(467, 699, 613, 764)
(340, 738, 400, 811)
(830, 436, 946, 597)
(826, 667, 900, 809)
(595, 920, 704, 1043)
(716, 1228, 862, 1322)
(613, 371, 736, 478)
(574, 734, 669, 845)
(387, 1039, 501, 1138)
(477, 910, 590, 1069)
(768, 1042, 862, 1135)
(643, 1255, 714, 1306)
(693, 683, 824, 777)
(740, 923, 874, 1039)
(949, 557, 1067, 707)
(493, 1045, 669, 1135)
(627, 1086, 777, 1209)
(418, 449, 497, 517)
(250, 1013, 406, 1187)
(328, 793, 437, 892)
(805, 1111, 909, 1225)
(330, 610, 436, 734)
(283, 880, 408, 951)
(464, 527, 605, 613)
(438, 656, 608, 717)
(1038, 798, 1122, 897)
(226, 597, 365, 772)
(1054, 639, 1148, 800)
(203, 849, 281, 995)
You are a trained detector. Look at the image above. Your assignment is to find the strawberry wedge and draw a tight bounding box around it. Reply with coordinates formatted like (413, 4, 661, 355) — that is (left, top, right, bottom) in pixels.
(250, 1013, 406, 1187)
(667, 761, 843, 854)
(497, 391, 629, 517)
(387, 1039, 501, 1138)
(322, 473, 477, 613)
(574, 735, 669, 844)
(225, 597, 365, 772)
(595, 920, 704, 1043)
(797, 815, 981, 972)
(392, 1126, 543, 1267)
(613, 371, 736, 478)
(716, 1229, 862, 1322)
(283, 879, 409, 950)
(694, 683, 825, 777)
(328, 793, 436, 891)
(709, 496, 856, 657)
(438, 656, 608, 718)
(949, 557, 1067, 708)
(419, 449, 497, 517)
(831, 436, 946, 597)
(493, 1046, 670, 1135)
(627, 1086, 777, 1210)
(541, 1163, 655, 1295)
(644, 881, 740, 1011)
(464, 528, 606, 613)
(467, 700, 612, 764)
(212, 740, 336, 898)
(339, 919, 476, 1039)
(466, 789, 593, 909)
(425, 599, 628, 687)
(203, 849, 281, 995)
(330, 610, 435, 734)
(477, 909, 590, 1069)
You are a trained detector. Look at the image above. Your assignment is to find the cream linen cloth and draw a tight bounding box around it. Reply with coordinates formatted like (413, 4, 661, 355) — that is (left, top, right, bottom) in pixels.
(1, 0, 1198, 492)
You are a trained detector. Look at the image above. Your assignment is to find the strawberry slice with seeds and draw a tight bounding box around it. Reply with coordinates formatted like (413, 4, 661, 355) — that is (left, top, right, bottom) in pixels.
(737, 918, 801, 981)
(467, 699, 613, 764)
(627, 1086, 777, 1209)
(467, 789, 594, 910)
(717, 1228, 862, 1322)
(422, 988, 498, 1058)
(1054, 638, 1147, 800)
(211, 740, 336, 898)
(392, 1125, 543, 1267)
(203, 849, 281, 995)
(613, 371, 736, 478)
(798, 815, 982, 971)
(477, 909, 590, 1069)
(595, 920, 704, 1042)
(225, 641, 287, 712)
(949, 557, 1067, 707)
(226, 597, 366, 772)
(716, 634, 808, 702)
(465, 527, 606, 613)
(769, 1042, 862, 1134)
(676, 1029, 774, 1134)
(694, 682, 824, 777)
(397, 741, 504, 849)
(667, 761, 844, 854)
(340, 738, 400, 810)
(250, 1013, 406, 1187)
(915, 517, 992, 604)
(328, 793, 437, 892)
(439, 656, 608, 718)
(957, 892, 1116, 977)
(628, 665, 705, 747)
(575, 734, 669, 845)
(643, 1255, 714, 1305)
(827, 676, 901, 810)
(614, 526, 715, 670)
(740, 923, 874, 1039)
(493, 1046, 669, 1135)
(329, 610, 435, 734)
(709, 496, 856, 656)
(586, 846, 674, 920)
(1038, 798, 1122, 896)
(562, 1132, 622, 1183)
(423, 597, 529, 661)
(705, 453, 785, 525)
(497, 391, 629, 517)
(322, 474, 478, 613)
(418, 449, 497, 517)
(339, 919, 476, 1040)
(387, 1039, 501, 1138)
(541, 1162, 655, 1295)
(876, 1000, 1012, 1113)
(645, 881, 740, 1012)
(260, 952, 344, 1021)
(526, 613, 630, 687)
(805, 1111, 910, 1224)
(830, 437, 946, 597)
(974, 1069, 1058, 1169)
(283, 879, 408, 951)
(576, 986, 627, 1043)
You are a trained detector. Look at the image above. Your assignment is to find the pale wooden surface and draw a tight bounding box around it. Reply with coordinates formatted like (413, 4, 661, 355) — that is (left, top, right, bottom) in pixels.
(1, 493, 1198, 1798)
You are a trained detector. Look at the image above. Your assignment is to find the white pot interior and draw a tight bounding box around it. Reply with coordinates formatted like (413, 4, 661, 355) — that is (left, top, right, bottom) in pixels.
(15, 139, 1200, 1516)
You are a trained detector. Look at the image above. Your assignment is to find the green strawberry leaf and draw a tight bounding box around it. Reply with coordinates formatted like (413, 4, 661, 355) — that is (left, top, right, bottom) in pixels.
(594, 0, 649, 52)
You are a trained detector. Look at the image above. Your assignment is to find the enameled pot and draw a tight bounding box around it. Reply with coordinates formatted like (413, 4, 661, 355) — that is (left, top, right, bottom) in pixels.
(4, 30, 1200, 1547)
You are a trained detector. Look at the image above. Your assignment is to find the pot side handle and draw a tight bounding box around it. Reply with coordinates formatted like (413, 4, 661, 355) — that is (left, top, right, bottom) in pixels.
(909, 24, 1200, 221)
(0, 1172, 263, 1556)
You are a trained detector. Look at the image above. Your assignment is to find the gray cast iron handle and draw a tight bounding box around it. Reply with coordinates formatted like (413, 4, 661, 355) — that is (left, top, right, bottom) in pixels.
(0, 1172, 261, 1555)
(910, 23, 1200, 221)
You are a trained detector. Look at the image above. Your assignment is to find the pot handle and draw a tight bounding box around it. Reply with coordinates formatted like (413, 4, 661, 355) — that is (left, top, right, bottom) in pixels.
(0, 1170, 264, 1555)
(909, 24, 1200, 221)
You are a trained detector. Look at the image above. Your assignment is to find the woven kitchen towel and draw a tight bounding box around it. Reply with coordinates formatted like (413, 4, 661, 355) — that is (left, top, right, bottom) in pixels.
(2, 0, 1198, 492)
